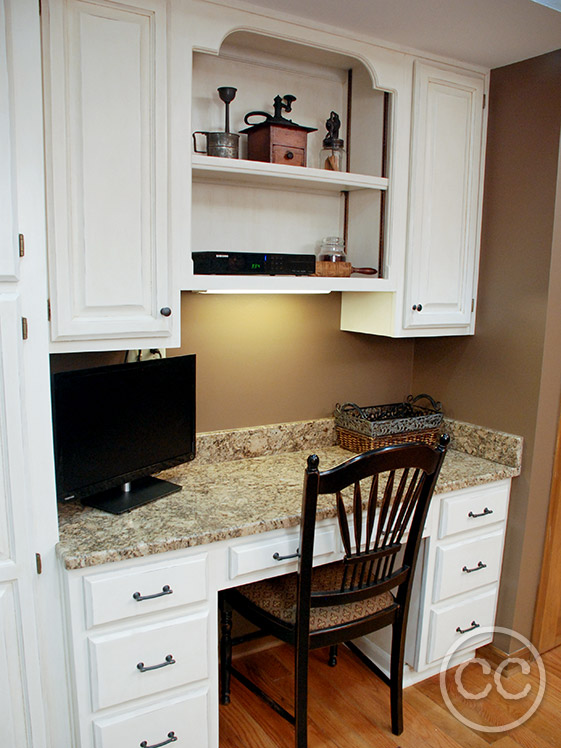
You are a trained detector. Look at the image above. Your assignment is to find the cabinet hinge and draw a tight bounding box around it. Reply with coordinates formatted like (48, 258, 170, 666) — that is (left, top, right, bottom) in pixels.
(35, 553, 42, 575)
(21, 317, 28, 340)
(18, 234, 25, 257)
(38, 0, 42, 15)
(483, 93, 486, 109)
(47, 299, 51, 321)
(471, 298, 475, 313)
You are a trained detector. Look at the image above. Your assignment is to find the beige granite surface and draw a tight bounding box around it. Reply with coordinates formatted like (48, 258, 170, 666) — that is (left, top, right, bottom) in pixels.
(57, 421, 522, 570)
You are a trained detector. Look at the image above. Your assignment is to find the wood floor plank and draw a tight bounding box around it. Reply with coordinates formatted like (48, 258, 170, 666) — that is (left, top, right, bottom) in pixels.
(220, 642, 561, 748)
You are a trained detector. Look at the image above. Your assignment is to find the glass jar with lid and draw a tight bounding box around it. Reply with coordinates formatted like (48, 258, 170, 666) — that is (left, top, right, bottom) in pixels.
(318, 236, 346, 262)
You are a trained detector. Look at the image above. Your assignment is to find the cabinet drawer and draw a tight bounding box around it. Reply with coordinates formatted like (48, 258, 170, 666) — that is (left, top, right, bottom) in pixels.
(427, 588, 496, 663)
(88, 612, 208, 710)
(93, 688, 208, 748)
(229, 526, 336, 580)
(433, 529, 503, 602)
(439, 482, 509, 538)
(83, 555, 207, 628)
(272, 145, 305, 166)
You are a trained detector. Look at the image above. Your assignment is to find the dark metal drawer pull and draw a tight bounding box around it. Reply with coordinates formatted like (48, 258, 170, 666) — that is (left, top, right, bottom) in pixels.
(140, 732, 177, 748)
(462, 561, 487, 574)
(136, 654, 175, 672)
(133, 585, 173, 602)
(456, 620, 480, 635)
(468, 507, 493, 518)
(273, 548, 300, 561)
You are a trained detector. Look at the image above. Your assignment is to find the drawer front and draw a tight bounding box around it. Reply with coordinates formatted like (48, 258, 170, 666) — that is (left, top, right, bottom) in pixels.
(427, 588, 496, 663)
(272, 144, 305, 166)
(229, 526, 336, 580)
(93, 688, 208, 748)
(83, 555, 207, 628)
(88, 612, 208, 710)
(433, 529, 504, 603)
(439, 482, 509, 538)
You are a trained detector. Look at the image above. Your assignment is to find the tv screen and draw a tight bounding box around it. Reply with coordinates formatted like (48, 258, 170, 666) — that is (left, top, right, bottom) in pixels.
(51, 354, 196, 514)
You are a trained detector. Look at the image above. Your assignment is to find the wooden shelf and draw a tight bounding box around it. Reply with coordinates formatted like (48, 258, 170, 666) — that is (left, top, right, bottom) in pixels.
(192, 155, 388, 193)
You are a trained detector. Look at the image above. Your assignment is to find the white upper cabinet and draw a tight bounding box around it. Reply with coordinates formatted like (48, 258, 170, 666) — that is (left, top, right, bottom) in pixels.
(42, 0, 180, 351)
(404, 62, 486, 332)
(341, 59, 487, 337)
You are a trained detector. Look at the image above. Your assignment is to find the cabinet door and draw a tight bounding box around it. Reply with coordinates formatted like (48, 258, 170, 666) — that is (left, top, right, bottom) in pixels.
(42, 0, 175, 346)
(404, 61, 485, 330)
(0, 296, 46, 747)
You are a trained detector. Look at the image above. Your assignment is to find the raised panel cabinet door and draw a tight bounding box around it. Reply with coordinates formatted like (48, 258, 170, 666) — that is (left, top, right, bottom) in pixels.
(42, 0, 174, 343)
(405, 61, 486, 330)
(0, 295, 46, 747)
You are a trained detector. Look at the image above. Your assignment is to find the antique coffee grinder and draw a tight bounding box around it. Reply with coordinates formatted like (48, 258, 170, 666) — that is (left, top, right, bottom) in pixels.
(193, 86, 240, 158)
(240, 94, 317, 166)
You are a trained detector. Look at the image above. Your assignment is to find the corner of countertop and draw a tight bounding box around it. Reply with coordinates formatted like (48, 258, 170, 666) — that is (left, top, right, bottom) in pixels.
(443, 417, 523, 471)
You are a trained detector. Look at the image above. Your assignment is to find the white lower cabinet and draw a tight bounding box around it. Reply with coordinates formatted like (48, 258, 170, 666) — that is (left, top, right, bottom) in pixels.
(63, 550, 214, 748)
(355, 479, 511, 683)
(410, 479, 511, 676)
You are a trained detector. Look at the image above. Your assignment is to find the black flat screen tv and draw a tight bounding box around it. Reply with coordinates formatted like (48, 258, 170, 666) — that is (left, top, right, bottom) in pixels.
(51, 354, 196, 514)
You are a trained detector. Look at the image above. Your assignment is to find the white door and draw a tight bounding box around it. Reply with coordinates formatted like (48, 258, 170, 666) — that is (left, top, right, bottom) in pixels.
(404, 61, 485, 330)
(42, 0, 177, 347)
(0, 297, 46, 747)
(0, 1, 60, 744)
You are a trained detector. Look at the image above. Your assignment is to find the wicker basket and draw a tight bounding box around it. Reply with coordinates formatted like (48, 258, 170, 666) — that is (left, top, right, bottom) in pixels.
(334, 394, 443, 453)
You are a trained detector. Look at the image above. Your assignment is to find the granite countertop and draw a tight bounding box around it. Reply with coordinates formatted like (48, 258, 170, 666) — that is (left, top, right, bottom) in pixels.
(57, 418, 523, 570)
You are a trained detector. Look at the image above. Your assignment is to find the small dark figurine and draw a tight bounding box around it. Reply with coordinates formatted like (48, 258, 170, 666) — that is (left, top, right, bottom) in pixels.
(325, 111, 341, 141)
(321, 110, 345, 171)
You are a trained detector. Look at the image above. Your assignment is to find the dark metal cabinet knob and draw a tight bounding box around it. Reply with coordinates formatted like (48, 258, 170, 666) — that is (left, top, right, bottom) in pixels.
(285, 151, 294, 160)
(160, 307, 172, 317)
(412, 304, 423, 312)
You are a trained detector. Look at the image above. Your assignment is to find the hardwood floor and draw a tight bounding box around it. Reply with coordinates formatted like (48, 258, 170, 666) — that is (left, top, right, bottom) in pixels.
(219, 640, 560, 748)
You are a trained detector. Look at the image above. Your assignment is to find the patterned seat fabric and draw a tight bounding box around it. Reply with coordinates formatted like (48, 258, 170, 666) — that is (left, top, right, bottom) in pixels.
(235, 561, 395, 631)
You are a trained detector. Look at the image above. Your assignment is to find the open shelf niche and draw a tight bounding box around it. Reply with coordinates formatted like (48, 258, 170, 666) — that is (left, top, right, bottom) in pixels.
(189, 31, 393, 293)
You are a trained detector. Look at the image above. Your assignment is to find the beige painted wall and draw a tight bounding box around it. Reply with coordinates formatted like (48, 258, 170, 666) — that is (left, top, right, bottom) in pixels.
(412, 50, 561, 644)
(173, 292, 414, 433)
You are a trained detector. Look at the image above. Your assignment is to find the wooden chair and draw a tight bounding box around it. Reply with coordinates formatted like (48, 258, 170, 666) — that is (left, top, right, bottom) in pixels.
(219, 435, 449, 745)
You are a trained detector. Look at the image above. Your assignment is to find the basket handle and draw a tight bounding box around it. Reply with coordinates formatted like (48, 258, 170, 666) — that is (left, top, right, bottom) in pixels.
(406, 393, 442, 412)
(336, 402, 369, 419)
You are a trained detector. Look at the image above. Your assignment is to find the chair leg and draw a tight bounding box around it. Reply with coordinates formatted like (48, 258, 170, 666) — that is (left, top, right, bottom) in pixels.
(219, 597, 233, 705)
(294, 642, 310, 748)
(328, 644, 338, 667)
(390, 618, 405, 735)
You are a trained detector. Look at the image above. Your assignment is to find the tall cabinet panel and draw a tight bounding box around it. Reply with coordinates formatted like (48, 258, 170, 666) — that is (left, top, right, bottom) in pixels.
(42, 0, 178, 350)
(0, 0, 19, 280)
(403, 61, 485, 331)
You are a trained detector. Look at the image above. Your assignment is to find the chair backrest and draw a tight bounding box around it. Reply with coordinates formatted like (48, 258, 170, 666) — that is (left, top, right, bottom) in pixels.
(297, 435, 449, 623)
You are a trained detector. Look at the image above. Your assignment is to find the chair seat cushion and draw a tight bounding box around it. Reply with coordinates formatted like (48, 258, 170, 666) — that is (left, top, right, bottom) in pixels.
(234, 561, 395, 631)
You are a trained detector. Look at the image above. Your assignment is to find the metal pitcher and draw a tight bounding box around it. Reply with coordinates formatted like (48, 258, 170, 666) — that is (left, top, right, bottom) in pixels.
(192, 131, 240, 159)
